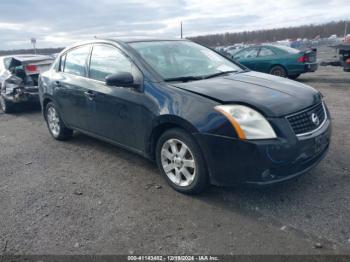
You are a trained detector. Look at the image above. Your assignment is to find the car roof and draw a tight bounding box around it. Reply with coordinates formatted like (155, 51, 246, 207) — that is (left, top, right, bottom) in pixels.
(61, 38, 189, 51)
(110, 37, 185, 43)
(236, 44, 285, 51)
(244, 44, 274, 48)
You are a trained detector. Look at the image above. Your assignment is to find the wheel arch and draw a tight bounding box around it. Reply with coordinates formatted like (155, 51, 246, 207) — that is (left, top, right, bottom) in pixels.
(41, 95, 70, 128)
(146, 115, 199, 160)
(269, 64, 287, 72)
(42, 96, 53, 113)
(42, 94, 57, 119)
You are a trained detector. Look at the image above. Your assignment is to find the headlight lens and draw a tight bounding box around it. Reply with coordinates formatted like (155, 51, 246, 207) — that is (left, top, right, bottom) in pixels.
(215, 105, 277, 139)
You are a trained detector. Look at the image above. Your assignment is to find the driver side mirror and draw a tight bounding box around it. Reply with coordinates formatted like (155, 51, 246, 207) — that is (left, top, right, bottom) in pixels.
(105, 72, 138, 88)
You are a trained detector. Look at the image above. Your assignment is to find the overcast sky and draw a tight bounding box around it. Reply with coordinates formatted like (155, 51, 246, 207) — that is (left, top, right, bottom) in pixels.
(0, 0, 349, 50)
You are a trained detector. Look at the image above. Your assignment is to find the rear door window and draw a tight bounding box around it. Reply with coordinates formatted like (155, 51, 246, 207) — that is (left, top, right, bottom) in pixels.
(63, 45, 90, 77)
(89, 45, 132, 82)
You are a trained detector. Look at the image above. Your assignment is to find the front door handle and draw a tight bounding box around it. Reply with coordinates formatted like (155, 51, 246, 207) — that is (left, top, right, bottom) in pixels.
(84, 90, 95, 100)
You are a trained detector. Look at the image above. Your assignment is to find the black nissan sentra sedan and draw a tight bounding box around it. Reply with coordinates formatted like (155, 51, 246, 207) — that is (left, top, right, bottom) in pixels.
(38, 39, 331, 194)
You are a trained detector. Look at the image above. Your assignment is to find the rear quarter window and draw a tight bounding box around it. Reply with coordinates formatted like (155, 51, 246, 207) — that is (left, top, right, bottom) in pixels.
(51, 56, 61, 71)
(3, 57, 12, 69)
(59, 54, 66, 72)
(63, 45, 90, 77)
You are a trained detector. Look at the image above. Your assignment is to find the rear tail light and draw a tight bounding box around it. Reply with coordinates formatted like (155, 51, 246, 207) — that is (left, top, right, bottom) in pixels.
(346, 58, 350, 64)
(25, 64, 37, 72)
(297, 55, 308, 63)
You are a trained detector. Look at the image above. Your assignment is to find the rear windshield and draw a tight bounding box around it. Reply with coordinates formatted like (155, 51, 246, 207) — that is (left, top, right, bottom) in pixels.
(275, 45, 300, 54)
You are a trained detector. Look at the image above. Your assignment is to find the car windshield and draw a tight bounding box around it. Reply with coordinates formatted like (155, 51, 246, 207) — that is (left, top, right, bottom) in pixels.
(130, 41, 242, 81)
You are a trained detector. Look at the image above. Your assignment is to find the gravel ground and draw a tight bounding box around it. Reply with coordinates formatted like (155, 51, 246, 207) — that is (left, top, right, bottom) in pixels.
(0, 64, 349, 255)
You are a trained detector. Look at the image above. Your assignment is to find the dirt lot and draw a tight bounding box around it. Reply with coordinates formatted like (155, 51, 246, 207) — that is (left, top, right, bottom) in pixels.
(0, 64, 350, 255)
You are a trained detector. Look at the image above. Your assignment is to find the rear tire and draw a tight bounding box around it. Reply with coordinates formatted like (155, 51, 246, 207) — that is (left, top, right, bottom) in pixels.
(45, 102, 73, 140)
(269, 65, 287, 78)
(0, 95, 13, 113)
(156, 128, 209, 194)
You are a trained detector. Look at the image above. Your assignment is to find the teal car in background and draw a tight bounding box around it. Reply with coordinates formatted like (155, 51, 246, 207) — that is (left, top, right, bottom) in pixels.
(232, 45, 318, 79)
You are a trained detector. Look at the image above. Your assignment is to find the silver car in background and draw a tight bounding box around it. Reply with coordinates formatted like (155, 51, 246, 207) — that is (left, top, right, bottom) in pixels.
(0, 54, 53, 113)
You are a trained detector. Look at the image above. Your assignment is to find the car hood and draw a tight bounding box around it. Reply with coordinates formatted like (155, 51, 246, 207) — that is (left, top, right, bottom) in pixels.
(170, 71, 321, 117)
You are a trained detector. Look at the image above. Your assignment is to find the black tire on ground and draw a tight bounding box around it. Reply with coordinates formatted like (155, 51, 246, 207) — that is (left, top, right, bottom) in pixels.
(0, 95, 13, 113)
(45, 102, 73, 140)
(156, 128, 209, 194)
(289, 74, 301, 80)
(269, 65, 287, 77)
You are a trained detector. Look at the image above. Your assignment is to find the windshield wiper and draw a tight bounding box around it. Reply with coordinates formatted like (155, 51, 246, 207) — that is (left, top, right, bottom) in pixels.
(164, 70, 239, 82)
(203, 70, 238, 79)
(164, 76, 204, 82)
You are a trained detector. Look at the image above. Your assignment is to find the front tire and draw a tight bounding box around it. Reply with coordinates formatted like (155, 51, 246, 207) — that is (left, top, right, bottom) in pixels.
(0, 95, 13, 113)
(45, 102, 73, 140)
(269, 65, 287, 77)
(156, 128, 209, 194)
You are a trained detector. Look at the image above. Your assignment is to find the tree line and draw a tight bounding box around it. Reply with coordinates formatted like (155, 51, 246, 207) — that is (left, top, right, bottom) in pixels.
(0, 47, 64, 56)
(188, 20, 348, 47)
(0, 20, 348, 55)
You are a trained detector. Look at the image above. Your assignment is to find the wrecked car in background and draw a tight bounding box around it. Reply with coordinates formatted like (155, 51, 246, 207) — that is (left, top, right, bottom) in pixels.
(0, 55, 54, 113)
(321, 42, 350, 72)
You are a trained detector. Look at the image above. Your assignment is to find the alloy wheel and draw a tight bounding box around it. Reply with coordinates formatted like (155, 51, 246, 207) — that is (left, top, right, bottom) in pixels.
(271, 66, 286, 77)
(160, 138, 196, 187)
(47, 106, 60, 137)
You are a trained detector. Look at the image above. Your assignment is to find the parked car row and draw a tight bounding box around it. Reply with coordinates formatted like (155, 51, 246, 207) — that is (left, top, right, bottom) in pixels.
(215, 43, 248, 57)
(0, 39, 331, 194)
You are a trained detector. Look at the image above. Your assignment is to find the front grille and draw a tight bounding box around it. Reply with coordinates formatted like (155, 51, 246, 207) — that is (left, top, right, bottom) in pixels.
(286, 102, 326, 136)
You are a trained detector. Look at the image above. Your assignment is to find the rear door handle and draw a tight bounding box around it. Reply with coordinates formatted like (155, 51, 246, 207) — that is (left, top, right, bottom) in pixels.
(84, 90, 95, 100)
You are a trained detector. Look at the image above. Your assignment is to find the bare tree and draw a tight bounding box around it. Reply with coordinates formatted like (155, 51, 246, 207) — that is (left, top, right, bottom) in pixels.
(188, 21, 348, 47)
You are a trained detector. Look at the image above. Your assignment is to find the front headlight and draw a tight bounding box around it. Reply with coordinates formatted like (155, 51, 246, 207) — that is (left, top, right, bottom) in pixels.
(215, 105, 277, 140)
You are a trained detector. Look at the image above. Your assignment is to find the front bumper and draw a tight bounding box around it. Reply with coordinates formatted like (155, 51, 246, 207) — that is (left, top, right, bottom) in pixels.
(194, 118, 331, 186)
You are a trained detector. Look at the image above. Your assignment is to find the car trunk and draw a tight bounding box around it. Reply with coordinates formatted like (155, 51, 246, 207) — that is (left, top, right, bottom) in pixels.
(8, 56, 53, 86)
(298, 49, 317, 63)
